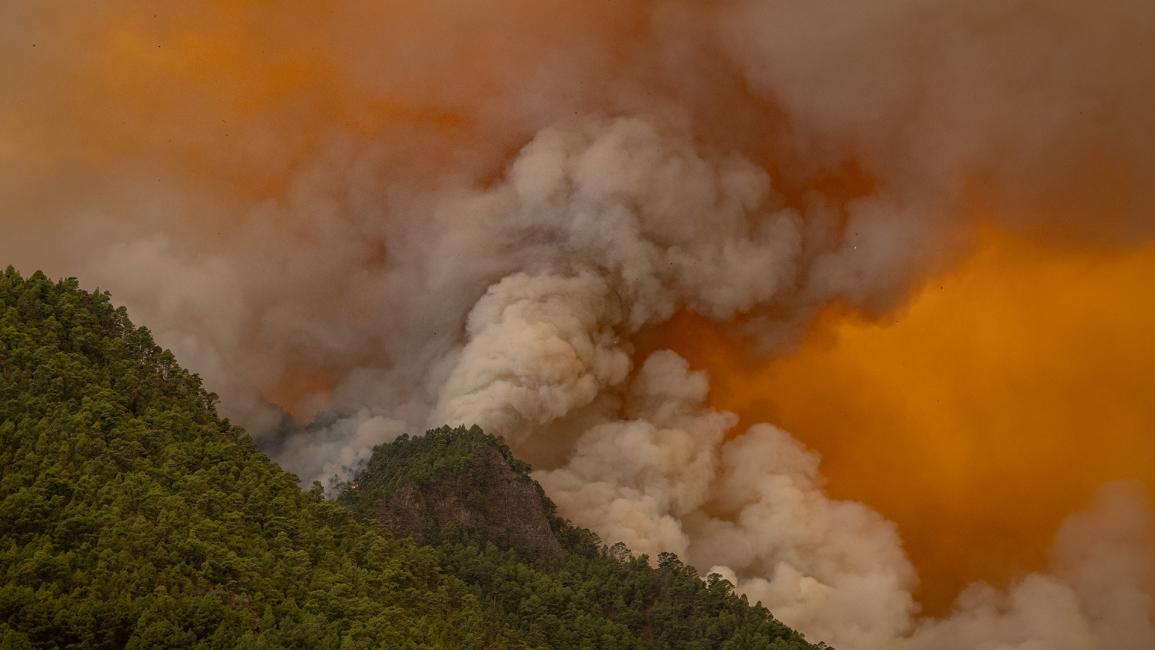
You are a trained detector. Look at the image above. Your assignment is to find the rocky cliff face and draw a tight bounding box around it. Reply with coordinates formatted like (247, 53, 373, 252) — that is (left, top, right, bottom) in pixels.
(342, 426, 564, 559)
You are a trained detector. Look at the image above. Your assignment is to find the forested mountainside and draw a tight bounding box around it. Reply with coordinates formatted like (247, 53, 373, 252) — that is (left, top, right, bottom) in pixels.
(338, 426, 824, 648)
(0, 267, 825, 649)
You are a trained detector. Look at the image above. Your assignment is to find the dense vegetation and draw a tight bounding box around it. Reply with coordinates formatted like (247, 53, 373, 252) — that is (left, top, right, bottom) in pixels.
(0, 269, 522, 648)
(0, 267, 825, 649)
(341, 426, 537, 506)
(340, 427, 823, 649)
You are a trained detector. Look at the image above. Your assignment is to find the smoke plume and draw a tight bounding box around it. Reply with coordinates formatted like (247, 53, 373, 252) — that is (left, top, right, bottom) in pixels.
(2, 1, 1154, 647)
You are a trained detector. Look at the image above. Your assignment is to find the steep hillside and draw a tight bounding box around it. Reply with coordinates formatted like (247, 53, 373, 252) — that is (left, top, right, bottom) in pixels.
(0, 268, 526, 648)
(339, 427, 827, 649)
(341, 426, 565, 559)
(0, 268, 826, 649)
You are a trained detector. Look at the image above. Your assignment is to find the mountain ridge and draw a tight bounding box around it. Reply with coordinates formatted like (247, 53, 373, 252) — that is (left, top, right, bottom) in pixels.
(338, 426, 566, 559)
(0, 267, 826, 649)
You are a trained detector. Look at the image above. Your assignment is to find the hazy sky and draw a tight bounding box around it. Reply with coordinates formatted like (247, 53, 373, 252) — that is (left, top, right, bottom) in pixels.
(2, 2, 1153, 648)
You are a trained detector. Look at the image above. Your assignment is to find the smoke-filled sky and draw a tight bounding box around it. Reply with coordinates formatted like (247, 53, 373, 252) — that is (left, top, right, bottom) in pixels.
(3, 2, 1154, 648)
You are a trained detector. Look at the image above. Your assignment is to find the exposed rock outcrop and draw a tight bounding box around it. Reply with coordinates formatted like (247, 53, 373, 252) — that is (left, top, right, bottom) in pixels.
(342, 426, 564, 559)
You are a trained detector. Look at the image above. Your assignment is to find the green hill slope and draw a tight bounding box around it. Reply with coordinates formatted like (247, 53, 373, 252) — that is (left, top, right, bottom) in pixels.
(339, 426, 824, 649)
(0, 267, 825, 649)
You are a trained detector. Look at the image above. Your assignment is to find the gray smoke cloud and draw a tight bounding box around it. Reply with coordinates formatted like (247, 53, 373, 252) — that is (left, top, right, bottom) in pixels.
(2, 1, 1154, 648)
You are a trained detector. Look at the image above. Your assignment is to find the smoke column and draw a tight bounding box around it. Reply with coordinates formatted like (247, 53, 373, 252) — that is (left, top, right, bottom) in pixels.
(2, 2, 1153, 648)
(649, 230, 1155, 610)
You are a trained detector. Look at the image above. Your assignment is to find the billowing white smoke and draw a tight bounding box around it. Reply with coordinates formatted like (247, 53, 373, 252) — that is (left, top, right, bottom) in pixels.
(430, 117, 803, 436)
(534, 353, 917, 648)
(3, 1, 1155, 648)
(905, 484, 1155, 650)
(401, 118, 915, 646)
(386, 117, 1153, 649)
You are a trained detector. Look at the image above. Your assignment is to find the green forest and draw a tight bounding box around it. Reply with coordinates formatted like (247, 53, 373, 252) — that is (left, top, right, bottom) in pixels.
(0, 267, 826, 649)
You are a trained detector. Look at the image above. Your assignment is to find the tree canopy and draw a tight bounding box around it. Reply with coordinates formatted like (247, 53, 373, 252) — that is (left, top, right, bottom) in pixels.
(0, 267, 826, 649)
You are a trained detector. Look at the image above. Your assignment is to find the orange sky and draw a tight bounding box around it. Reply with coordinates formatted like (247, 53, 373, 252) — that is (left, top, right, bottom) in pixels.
(7, 2, 1153, 618)
(647, 229, 1155, 611)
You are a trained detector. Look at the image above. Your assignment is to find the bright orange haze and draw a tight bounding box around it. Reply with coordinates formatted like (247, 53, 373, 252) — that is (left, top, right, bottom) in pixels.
(644, 229, 1155, 611)
(10, 3, 1153, 618)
